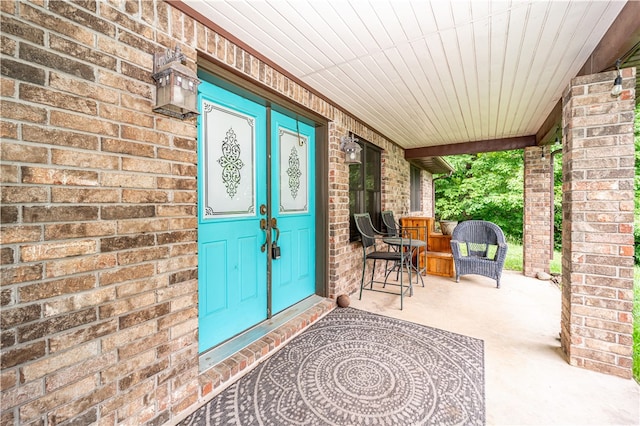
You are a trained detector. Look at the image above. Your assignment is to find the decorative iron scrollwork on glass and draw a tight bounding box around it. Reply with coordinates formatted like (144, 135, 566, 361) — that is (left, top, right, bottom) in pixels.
(287, 146, 302, 199)
(217, 128, 244, 198)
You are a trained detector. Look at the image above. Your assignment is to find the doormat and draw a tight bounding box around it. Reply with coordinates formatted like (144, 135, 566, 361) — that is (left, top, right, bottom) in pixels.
(179, 307, 485, 425)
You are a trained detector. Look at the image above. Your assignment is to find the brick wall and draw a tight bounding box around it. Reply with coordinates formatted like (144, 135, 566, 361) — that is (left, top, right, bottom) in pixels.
(0, 0, 415, 424)
(383, 143, 410, 215)
(421, 171, 435, 217)
(560, 67, 636, 378)
(523, 146, 551, 276)
(405, 169, 434, 217)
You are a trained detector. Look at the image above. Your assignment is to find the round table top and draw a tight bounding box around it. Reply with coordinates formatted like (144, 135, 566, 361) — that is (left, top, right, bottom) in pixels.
(382, 237, 427, 248)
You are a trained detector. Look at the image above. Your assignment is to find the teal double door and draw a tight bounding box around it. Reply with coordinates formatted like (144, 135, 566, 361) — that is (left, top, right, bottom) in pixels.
(197, 74, 316, 352)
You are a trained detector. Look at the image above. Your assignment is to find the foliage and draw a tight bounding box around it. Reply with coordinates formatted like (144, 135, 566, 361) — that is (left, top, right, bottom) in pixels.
(551, 148, 563, 251)
(435, 146, 564, 249)
(634, 107, 639, 266)
(435, 151, 525, 243)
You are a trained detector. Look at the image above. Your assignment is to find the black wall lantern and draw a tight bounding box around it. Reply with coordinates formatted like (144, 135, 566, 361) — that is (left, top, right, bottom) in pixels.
(152, 46, 200, 120)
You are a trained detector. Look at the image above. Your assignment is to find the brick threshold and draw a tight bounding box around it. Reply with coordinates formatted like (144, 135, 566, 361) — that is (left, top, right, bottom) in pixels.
(189, 295, 335, 419)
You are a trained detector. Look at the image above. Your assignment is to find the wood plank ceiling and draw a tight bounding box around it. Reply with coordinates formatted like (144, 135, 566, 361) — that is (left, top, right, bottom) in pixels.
(183, 0, 630, 152)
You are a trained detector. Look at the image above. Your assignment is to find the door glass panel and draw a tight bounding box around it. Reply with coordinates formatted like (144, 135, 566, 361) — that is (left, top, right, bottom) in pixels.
(201, 100, 256, 218)
(278, 128, 308, 214)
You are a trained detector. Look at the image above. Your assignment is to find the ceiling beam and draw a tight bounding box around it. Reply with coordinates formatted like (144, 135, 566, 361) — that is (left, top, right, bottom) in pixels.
(535, 100, 562, 146)
(405, 136, 537, 158)
(577, 1, 640, 77)
(536, 0, 640, 145)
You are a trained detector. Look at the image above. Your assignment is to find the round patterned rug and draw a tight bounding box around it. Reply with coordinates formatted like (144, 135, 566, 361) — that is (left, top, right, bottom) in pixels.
(180, 307, 485, 425)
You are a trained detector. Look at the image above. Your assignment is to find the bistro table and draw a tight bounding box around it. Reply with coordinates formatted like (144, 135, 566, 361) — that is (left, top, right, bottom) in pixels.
(382, 237, 427, 288)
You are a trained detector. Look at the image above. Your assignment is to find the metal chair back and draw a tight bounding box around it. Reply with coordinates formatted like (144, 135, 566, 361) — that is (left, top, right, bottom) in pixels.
(353, 213, 378, 250)
(381, 211, 399, 237)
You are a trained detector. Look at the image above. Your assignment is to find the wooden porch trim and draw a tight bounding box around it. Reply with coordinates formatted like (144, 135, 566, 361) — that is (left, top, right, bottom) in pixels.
(404, 136, 536, 158)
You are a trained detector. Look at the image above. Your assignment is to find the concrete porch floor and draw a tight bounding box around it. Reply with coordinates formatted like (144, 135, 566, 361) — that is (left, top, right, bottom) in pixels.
(349, 270, 640, 425)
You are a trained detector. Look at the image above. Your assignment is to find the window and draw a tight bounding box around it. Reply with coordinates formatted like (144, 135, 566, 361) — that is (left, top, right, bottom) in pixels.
(410, 164, 422, 212)
(349, 136, 381, 241)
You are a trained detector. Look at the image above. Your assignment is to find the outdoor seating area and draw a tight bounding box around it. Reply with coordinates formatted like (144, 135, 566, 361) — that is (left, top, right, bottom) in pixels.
(356, 216, 511, 309)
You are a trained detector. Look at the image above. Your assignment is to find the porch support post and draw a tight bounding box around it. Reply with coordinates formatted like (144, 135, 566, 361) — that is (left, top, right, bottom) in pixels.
(560, 67, 636, 378)
(523, 146, 552, 277)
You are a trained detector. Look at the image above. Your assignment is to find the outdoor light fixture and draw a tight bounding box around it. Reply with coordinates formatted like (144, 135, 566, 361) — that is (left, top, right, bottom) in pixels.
(340, 135, 362, 164)
(152, 46, 200, 119)
(611, 59, 623, 98)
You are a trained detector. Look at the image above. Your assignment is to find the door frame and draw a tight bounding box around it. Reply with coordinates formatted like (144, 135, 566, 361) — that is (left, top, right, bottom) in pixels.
(198, 59, 329, 306)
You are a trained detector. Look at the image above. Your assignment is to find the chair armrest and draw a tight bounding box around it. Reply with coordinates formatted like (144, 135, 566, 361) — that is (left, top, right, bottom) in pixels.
(494, 243, 508, 262)
(359, 231, 389, 240)
(450, 239, 463, 257)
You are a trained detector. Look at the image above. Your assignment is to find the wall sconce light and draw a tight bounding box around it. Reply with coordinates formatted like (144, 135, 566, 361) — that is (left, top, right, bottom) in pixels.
(340, 135, 362, 164)
(152, 46, 200, 120)
(611, 59, 623, 98)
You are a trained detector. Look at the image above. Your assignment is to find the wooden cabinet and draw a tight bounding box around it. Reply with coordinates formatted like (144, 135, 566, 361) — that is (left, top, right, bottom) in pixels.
(398, 217, 431, 275)
(424, 250, 454, 278)
(399, 217, 433, 242)
(399, 216, 454, 278)
(428, 233, 451, 252)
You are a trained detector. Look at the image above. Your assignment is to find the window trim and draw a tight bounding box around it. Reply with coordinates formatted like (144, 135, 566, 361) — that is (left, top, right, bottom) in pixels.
(349, 136, 382, 242)
(410, 164, 422, 212)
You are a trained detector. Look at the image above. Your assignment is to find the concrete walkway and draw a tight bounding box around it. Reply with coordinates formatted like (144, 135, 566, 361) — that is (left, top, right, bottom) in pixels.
(349, 270, 640, 425)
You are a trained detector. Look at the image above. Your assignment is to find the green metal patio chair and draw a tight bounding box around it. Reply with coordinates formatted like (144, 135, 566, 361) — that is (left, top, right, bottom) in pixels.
(353, 213, 413, 309)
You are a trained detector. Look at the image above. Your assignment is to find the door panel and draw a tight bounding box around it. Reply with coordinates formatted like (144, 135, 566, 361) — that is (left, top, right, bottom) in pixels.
(238, 235, 260, 300)
(197, 78, 268, 352)
(270, 111, 316, 314)
(197, 75, 318, 353)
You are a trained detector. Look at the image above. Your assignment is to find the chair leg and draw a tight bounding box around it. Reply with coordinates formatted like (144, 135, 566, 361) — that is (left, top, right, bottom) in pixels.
(370, 259, 378, 289)
(359, 258, 366, 300)
(408, 256, 414, 296)
(399, 257, 403, 310)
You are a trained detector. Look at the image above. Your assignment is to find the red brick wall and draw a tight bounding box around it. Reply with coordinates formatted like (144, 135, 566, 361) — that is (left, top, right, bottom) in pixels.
(523, 146, 552, 276)
(0, 1, 416, 423)
(560, 67, 636, 378)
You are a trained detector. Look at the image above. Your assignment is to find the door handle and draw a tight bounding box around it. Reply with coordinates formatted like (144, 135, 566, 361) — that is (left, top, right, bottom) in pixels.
(270, 218, 280, 244)
(260, 218, 268, 253)
(270, 218, 281, 259)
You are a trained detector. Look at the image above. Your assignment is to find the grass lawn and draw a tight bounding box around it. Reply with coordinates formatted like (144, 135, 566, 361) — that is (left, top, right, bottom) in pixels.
(503, 242, 639, 383)
(503, 241, 562, 274)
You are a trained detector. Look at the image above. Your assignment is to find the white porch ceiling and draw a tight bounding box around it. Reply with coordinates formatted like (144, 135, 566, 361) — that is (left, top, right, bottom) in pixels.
(184, 0, 627, 149)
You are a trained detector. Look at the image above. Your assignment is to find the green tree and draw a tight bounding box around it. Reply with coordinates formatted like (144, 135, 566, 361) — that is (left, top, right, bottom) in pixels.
(552, 147, 563, 251)
(434, 150, 525, 242)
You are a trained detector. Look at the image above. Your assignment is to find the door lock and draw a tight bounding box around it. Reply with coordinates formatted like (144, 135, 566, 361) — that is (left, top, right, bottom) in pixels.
(270, 217, 281, 260)
(271, 241, 281, 259)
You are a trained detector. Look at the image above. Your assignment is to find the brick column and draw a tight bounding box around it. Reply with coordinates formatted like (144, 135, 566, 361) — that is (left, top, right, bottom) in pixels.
(560, 67, 636, 378)
(523, 146, 552, 276)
